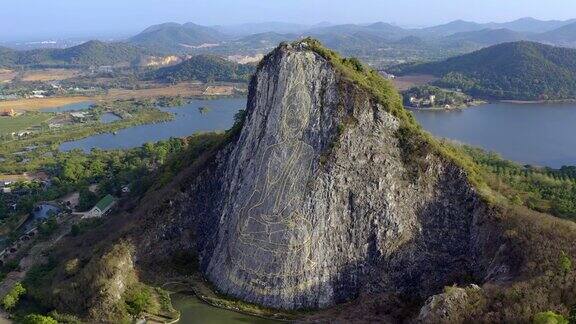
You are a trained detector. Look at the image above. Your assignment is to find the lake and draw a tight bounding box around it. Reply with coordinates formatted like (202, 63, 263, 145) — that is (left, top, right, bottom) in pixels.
(171, 294, 278, 324)
(57, 99, 576, 168)
(59, 98, 246, 152)
(41, 101, 94, 113)
(412, 102, 576, 168)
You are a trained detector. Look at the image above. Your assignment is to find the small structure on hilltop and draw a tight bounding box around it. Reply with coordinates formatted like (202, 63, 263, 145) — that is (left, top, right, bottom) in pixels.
(85, 194, 116, 218)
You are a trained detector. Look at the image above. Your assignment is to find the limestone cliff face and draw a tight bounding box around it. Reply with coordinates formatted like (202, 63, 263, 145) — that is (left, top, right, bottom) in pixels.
(181, 42, 500, 310)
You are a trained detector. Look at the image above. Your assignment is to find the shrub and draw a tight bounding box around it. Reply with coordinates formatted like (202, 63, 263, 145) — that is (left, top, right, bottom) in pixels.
(533, 311, 569, 324)
(1, 282, 26, 311)
(124, 286, 152, 316)
(20, 314, 58, 324)
(559, 251, 572, 275)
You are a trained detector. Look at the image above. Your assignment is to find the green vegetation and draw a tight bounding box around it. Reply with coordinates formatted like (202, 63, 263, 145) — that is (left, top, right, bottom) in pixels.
(124, 284, 153, 316)
(0, 99, 171, 174)
(393, 41, 576, 100)
(152, 55, 255, 83)
(2, 282, 26, 311)
(462, 145, 576, 220)
(403, 85, 475, 108)
(0, 41, 150, 68)
(20, 314, 58, 324)
(38, 216, 58, 237)
(0, 113, 52, 136)
(533, 311, 569, 324)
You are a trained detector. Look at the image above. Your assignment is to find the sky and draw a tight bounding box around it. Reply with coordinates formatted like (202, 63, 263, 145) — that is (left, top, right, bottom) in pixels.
(2, 0, 576, 41)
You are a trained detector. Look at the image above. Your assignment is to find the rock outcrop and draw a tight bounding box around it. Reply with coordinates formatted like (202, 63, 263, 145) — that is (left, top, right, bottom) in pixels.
(176, 40, 502, 310)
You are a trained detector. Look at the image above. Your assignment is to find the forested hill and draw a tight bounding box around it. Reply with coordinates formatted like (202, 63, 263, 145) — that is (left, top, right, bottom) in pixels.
(393, 41, 576, 100)
(129, 22, 225, 53)
(0, 40, 151, 67)
(0, 46, 18, 66)
(151, 54, 255, 83)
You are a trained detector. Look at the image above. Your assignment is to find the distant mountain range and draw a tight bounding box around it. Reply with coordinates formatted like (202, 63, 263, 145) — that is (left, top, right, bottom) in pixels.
(393, 41, 576, 100)
(120, 17, 576, 54)
(3, 17, 576, 69)
(442, 28, 529, 47)
(0, 40, 152, 67)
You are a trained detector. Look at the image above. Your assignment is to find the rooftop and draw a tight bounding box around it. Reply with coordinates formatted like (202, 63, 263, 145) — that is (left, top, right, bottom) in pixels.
(95, 194, 115, 211)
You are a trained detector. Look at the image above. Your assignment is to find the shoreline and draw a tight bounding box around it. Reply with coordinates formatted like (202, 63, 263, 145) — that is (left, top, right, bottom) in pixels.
(498, 99, 576, 104)
(406, 100, 486, 111)
(407, 97, 576, 111)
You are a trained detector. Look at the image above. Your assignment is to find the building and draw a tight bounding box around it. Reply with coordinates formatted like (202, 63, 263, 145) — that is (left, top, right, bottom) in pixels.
(11, 131, 33, 138)
(70, 111, 89, 122)
(97, 66, 114, 73)
(85, 194, 116, 218)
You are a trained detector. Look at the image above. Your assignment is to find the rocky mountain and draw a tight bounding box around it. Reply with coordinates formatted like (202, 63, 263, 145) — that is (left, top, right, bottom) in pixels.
(23, 40, 576, 322)
(187, 40, 495, 310)
(393, 41, 576, 100)
(128, 22, 226, 53)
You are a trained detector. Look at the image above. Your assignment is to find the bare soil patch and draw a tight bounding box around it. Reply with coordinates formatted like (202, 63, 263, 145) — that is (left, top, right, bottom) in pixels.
(392, 74, 438, 91)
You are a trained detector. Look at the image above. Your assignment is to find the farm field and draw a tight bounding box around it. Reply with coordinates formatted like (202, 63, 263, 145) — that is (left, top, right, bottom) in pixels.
(20, 68, 82, 82)
(0, 96, 91, 111)
(0, 69, 17, 83)
(0, 82, 222, 112)
(0, 113, 52, 135)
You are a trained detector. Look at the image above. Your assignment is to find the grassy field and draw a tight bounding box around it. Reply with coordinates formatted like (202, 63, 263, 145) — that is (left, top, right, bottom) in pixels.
(21, 68, 81, 82)
(0, 113, 52, 135)
(0, 69, 16, 83)
(0, 96, 92, 112)
(106, 82, 206, 99)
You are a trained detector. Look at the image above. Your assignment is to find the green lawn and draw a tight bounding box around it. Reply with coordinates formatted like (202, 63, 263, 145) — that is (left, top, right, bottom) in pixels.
(0, 113, 52, 136)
